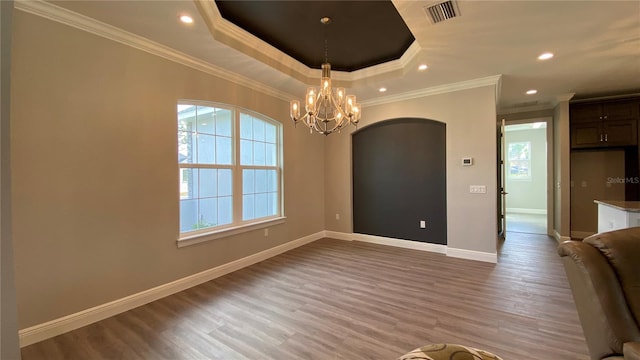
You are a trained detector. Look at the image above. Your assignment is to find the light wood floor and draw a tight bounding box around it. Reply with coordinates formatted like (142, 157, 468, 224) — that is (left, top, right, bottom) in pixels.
(21, 232, 589, 359)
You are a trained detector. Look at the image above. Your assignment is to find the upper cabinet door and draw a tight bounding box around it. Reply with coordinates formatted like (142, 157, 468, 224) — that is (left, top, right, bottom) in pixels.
(602, 100, 639, 121)
(570, 103, 603, 123)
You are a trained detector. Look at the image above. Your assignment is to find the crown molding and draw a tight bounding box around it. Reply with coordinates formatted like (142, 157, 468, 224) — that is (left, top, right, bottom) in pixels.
(347, 41, 421, 81)
(555, 93, 576, 103)
(361, 75, 503, 107)
(14, 0, 295, 102)
(497, 102, 555, 115)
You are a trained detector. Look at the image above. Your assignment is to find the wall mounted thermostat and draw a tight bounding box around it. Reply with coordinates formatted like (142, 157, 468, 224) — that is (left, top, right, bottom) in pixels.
(462, 157, 473, 166)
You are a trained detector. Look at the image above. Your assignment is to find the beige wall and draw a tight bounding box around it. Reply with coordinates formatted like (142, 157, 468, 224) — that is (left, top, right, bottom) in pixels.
(554, 100, 571, 238)
(11, 11, 325, 328)
(325, 86, 499, 254)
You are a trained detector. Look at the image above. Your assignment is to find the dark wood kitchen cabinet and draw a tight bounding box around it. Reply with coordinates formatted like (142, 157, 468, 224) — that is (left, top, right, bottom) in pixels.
(571, 98, 639, 149)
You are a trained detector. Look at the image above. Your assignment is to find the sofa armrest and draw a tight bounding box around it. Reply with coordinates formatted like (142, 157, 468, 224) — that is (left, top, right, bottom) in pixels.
(625, 342, 640, 360)
(558, 241, 640, 358)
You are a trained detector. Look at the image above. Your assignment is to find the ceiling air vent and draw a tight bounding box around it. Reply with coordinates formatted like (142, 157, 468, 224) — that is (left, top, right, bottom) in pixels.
(424, 0, 460, 24)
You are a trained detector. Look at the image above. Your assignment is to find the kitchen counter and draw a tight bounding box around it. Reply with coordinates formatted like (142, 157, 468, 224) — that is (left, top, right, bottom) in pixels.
(594, 200, 640, 233)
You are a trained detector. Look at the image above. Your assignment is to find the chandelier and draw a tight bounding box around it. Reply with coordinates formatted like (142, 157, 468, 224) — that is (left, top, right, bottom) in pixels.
(290, 17, 362, 136)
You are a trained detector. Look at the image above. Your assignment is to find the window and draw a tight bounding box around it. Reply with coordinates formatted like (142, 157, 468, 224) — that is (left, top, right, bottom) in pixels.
(507, 141, 531, 179)
(178, 102, 283, 242)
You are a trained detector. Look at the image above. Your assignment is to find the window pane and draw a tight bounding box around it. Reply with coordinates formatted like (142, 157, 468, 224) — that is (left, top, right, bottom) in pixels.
(179, 199, 198, 232)
(240, 113, 253, 140)
(199, 169, 217, 198)
(265, 143, 276, 166)
(196, 106, 215, 134)
(197, 134, 215, 164)
(240, 139, 253, 165)
(197, 198, 217, 229)
(178, 106, 196, 132)
(242, 194, 255, 220)
(215, 110, 232, 137)
(180, 168, 198, 199)
(253, 118, 265, 141)
(218, 169, 232, 196)
(267, 170, 277, 192)
(216, 136, 232, 165)
(255, 169, 267, 193)
(268, 192, 278, 216)
(253, 142, 266, 166)
(243, 169, 254, 194)
(218, 196, 233, 225)
(255, 193, 268, 218)
(178, 131, 195, 164)
(265, 122, 276, 143)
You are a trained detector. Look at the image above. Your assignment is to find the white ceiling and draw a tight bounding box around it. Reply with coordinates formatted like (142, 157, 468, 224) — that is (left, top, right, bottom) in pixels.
(40, 1, 640, 113)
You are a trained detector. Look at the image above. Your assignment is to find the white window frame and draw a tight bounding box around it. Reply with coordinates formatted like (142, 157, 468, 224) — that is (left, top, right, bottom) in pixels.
(177, 100, 285, 247)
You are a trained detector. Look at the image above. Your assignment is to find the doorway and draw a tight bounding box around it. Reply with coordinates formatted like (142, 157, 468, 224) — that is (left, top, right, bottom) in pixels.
(499, 118, 552, 236)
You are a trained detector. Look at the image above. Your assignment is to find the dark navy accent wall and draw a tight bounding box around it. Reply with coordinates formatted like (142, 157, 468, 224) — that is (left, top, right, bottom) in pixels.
(352, 118, 447, 244)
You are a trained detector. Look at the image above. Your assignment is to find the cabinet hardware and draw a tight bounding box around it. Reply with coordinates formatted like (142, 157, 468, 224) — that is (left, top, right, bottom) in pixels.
(605, 134, 608, 142)
(600, 134, 604, 142)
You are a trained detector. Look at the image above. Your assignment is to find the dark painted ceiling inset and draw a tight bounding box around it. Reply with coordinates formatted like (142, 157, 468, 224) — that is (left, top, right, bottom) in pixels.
(215, 1, 415, 72)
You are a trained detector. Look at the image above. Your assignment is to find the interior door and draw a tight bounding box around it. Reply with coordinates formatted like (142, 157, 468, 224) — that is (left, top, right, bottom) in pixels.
(498, 118, 507, 237)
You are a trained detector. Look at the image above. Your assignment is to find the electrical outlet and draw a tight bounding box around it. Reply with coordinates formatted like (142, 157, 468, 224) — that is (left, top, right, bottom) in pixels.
(264, 228, 269, 237)
(420, 220, 426, 228)
(336, 213, 340, 220)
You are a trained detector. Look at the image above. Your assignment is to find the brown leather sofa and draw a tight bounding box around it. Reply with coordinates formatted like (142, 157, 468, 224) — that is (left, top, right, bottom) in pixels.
(558, 228, 640, 360)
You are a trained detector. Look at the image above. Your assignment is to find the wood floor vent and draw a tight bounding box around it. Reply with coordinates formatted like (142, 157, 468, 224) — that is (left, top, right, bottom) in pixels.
(424, 0, 461, 24)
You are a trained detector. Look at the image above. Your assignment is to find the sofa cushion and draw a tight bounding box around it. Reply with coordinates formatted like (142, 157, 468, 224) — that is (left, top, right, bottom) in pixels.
(585, 227, 640, 328)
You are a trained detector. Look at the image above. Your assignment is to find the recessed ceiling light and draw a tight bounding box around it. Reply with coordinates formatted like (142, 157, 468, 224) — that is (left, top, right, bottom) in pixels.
(418, 64, 428, 71)
(526, 89, 538, 95)
(538, 52, 554, 60)
(179, 15, 194, 24)
(379, 87, 387, 92)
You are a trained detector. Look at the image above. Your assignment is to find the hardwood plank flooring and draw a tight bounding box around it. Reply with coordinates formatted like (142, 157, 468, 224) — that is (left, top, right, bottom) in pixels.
(21, 232, 589, 359)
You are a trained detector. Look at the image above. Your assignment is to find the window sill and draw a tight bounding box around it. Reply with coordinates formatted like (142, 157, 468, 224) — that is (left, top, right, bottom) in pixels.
(177, 217, 287, 248)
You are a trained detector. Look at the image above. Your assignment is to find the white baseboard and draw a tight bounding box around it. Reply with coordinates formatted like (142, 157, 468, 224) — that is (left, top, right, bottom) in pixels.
(446, 247, 498, 263)
(553, 230, 571, 243)
(570, 230, 595, 240)
(352, 233, 447, 254)
(18, 231, 325, 347)
(323, 230, 353, 241)
(506, 208, 547, 215)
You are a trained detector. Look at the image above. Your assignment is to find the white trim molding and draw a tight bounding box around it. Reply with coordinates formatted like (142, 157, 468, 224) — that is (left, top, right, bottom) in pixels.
(361, 75, 502, 107)
(352, 233, 447, 254)
(554, 230, 572, 244)
(446, 247, 498, 264)
(323, 231, 354, 241)
(178, 217, 287, 248)
(18, 231, 325, 347)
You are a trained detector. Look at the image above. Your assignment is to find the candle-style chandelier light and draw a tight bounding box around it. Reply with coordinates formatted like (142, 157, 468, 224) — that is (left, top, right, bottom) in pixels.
(290, 17, 362, 136)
